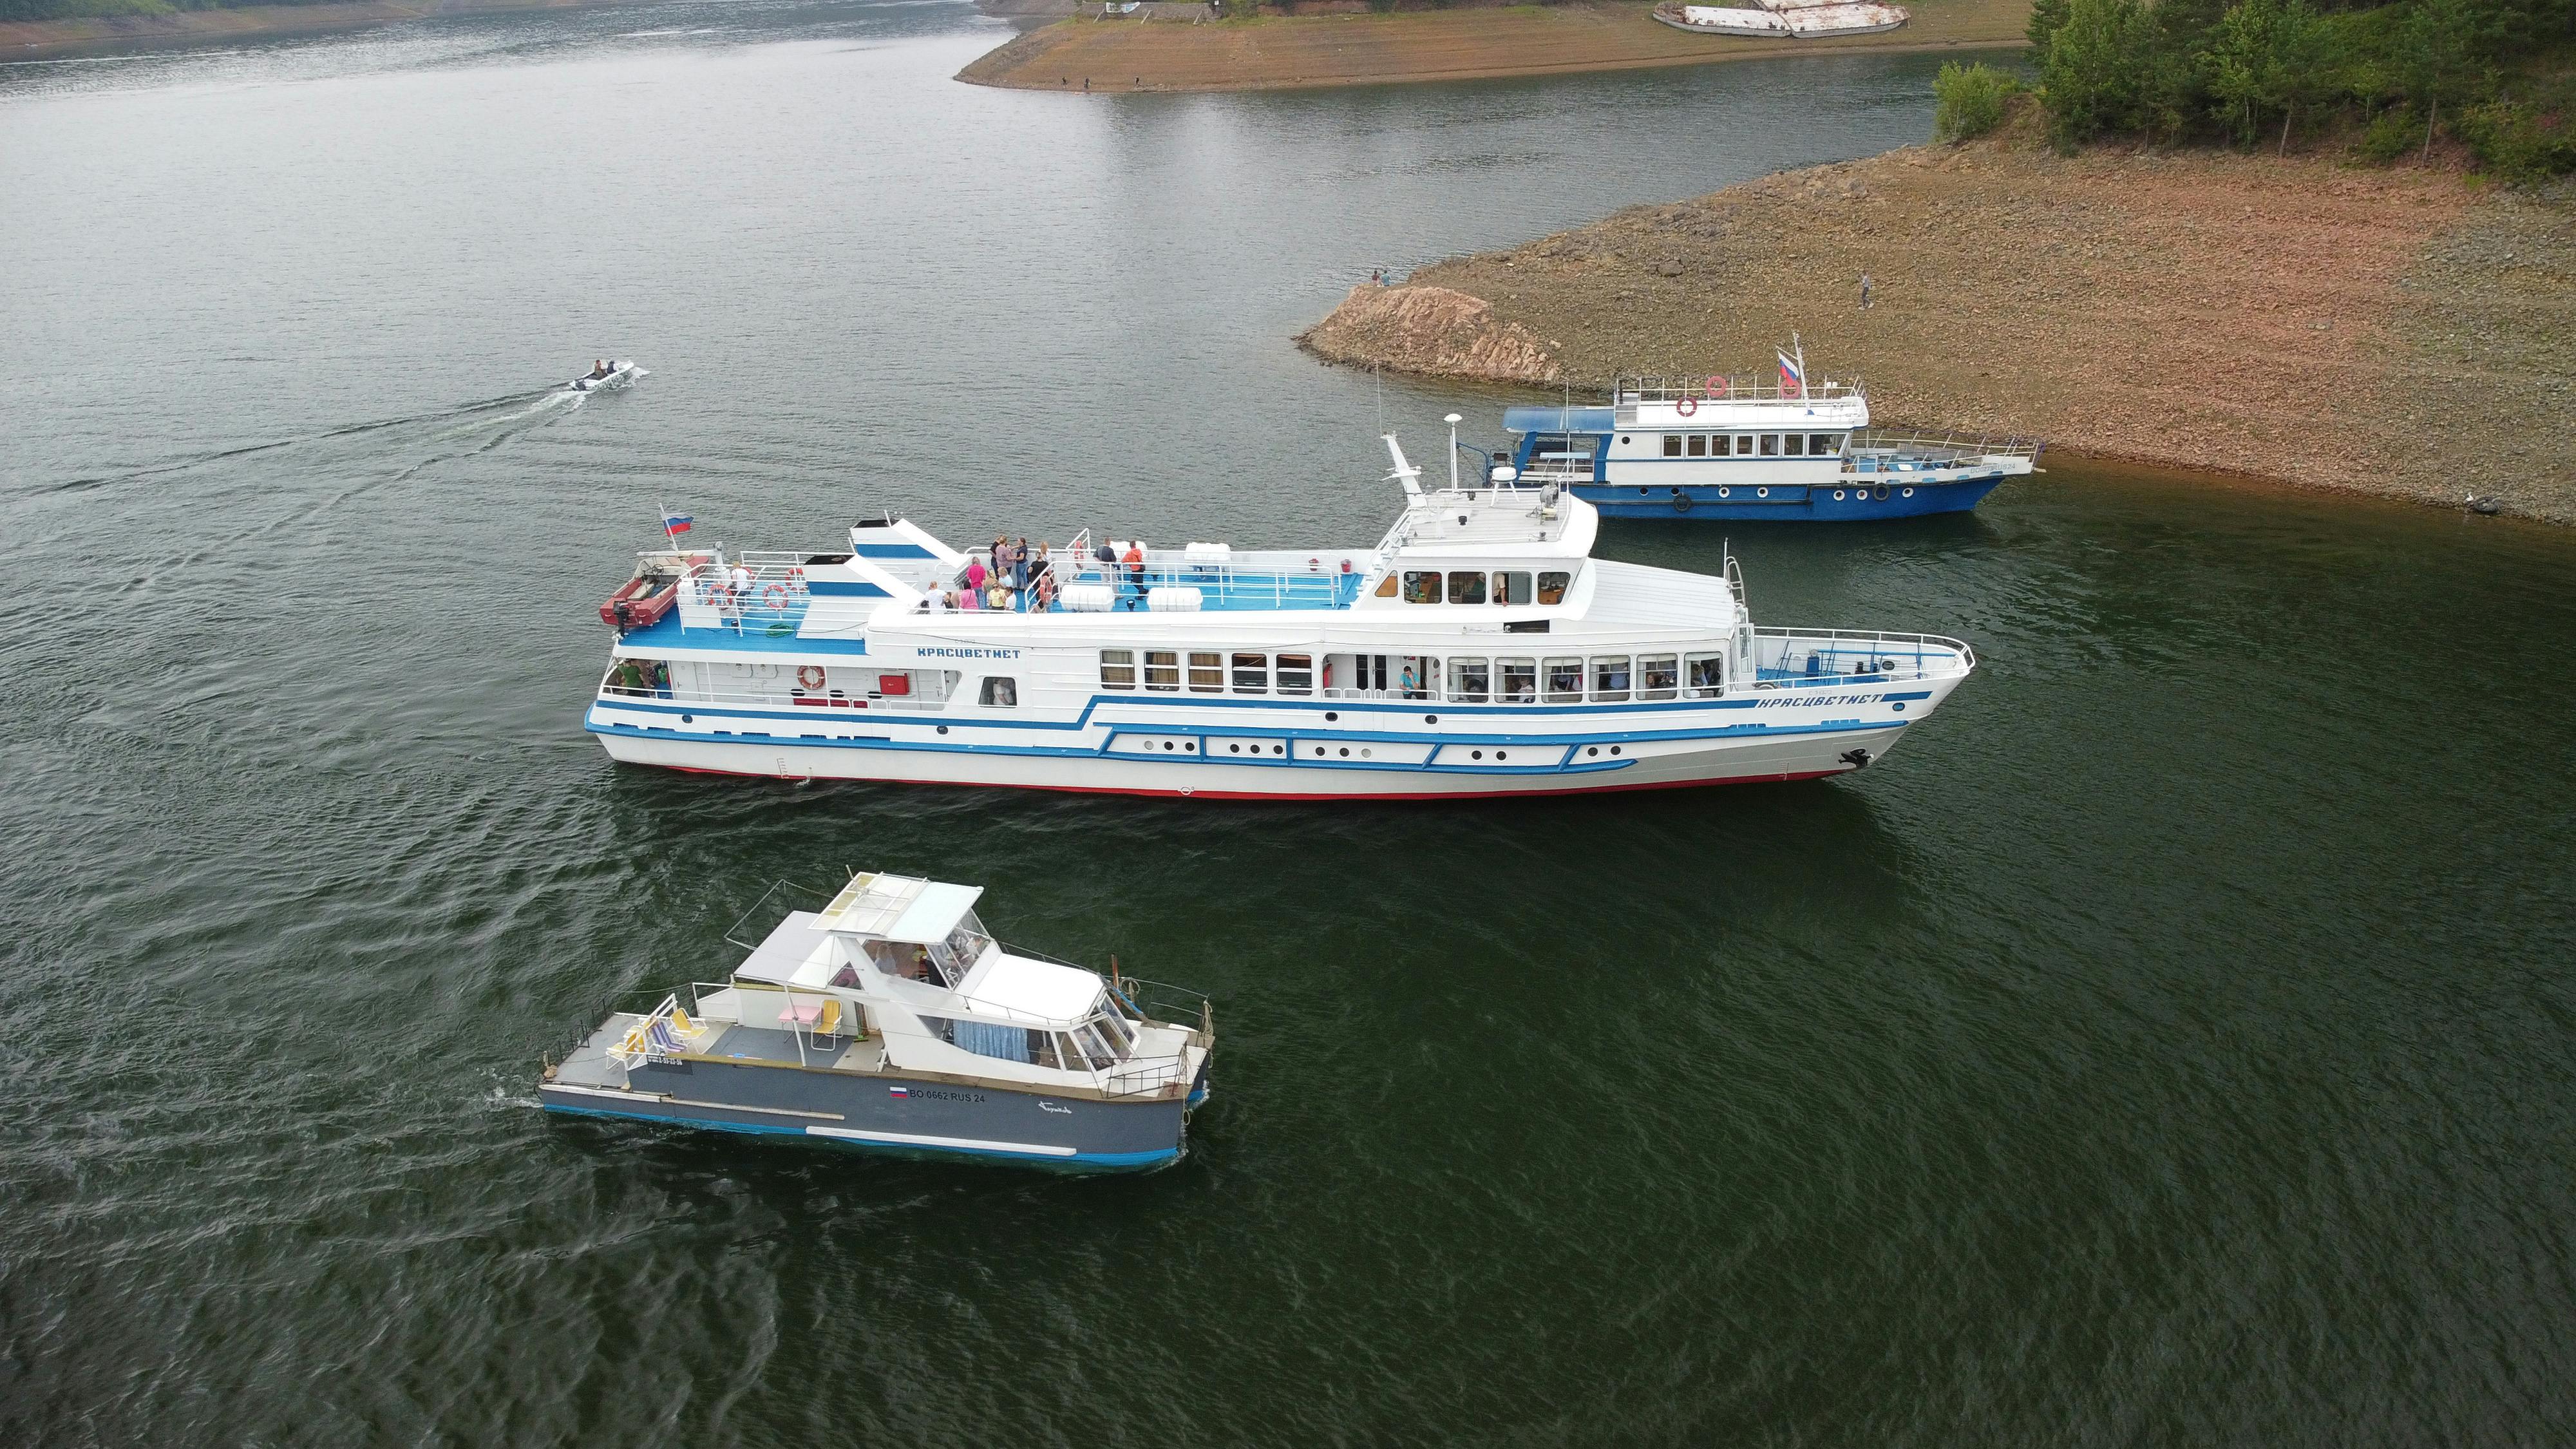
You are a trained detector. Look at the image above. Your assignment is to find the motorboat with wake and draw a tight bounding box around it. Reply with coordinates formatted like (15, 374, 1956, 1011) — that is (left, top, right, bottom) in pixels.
(568, 358, 643, 393)
(540, 871, 1216, 1171)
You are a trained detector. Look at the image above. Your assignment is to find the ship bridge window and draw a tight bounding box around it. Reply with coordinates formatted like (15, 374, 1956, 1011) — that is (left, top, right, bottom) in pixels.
(1662, 435, 1683, 458)
(1760, 434, 1781, 456)
(979, 677, 1018, 708)
(1494, 571, 1532, 605)
(1687, 652, 1727, 697)
(1687, 435, 1707, 457)
(1499, 658, 1537, 703)
(1639, 655, 1678, 700)
(1277, 653, 1314, 695)
(1544, 658, 1584, 704)
(1812, 433, 1844, 456)
(1783, 434, 1805, 457)
(1144, 650, 1180, 691)
(1232, 652, 1269, 693)
(1403, 571, 1442, 604)
(1448, 657, 1490, 703)
(1537, 571, 1571, 606)
(1591, 656, 1632, 703)
(1188, 652, 1224, 692)
(1447, 572, 1486, 605)
(1099, 649, 1137, 690)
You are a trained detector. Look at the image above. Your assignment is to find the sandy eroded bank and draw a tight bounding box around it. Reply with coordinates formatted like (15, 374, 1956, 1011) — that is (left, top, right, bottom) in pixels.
(958, 0, 2025, 93)
(0, 0, 652, 60)
(1297, 128, 2576, 522)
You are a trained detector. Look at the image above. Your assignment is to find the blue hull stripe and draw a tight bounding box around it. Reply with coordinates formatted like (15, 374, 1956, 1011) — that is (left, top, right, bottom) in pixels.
(587, 714, 1904, 762)
(542, 1102, 1179, 1168)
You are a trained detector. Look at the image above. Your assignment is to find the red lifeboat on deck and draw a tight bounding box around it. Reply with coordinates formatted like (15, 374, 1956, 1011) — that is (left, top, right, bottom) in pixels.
(600, 574, 679, 632)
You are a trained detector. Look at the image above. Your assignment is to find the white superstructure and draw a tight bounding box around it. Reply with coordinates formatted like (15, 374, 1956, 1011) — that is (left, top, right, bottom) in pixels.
(585, 437, 1976, 799)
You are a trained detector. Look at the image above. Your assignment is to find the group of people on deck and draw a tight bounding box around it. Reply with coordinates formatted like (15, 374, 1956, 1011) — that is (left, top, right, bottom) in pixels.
(933, 536, 1060, 612)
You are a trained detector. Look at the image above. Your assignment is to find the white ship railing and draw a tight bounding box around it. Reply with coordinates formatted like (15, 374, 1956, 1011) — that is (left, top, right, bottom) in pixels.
(1749, 627, 1975, 685)
(596, 671, 952, 713)
(1846, 429, 2041, 464)
(1618, 374, 1866, 404)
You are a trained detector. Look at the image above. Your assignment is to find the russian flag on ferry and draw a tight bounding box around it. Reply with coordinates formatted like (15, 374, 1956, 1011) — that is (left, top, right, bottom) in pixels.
(1777, 350, 1803, 396)
(661, 513, 693, 535)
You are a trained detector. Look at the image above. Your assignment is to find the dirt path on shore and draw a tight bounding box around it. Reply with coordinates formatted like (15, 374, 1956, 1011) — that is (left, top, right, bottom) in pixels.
(1298, 124, 2576, 522)
(958, 0, 2025, 93)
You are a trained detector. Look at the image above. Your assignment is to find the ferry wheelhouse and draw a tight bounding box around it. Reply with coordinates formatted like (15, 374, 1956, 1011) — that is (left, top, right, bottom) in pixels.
(584, 437, 1978, 799)
(1502, 372, 2039, 521)
(540, 871, 1214, 1171)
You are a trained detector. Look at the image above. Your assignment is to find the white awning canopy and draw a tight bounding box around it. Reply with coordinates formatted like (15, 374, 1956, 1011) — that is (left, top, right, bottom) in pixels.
(884, 882, 983, 944)
(956, 952, 1103, 1025)
(734, 911, 838, 989)
(813, 871, 982, 943)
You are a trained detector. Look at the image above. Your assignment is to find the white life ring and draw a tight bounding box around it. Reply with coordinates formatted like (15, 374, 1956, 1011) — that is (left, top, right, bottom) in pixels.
(796, 665, 826, 690)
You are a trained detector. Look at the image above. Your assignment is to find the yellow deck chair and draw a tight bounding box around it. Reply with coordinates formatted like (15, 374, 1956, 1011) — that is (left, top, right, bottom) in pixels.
(815, 998, 842, 1046)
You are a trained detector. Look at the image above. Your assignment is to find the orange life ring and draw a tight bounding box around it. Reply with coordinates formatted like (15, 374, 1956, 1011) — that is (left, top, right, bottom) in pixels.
(762, 582, 790, 610)
(1707, 375, 1729, 398)
(796, 665, 826, 690)
(1676, 396, 1698, 417)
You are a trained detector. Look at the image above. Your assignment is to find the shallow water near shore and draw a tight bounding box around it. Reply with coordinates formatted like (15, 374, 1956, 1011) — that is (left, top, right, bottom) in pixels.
(6, 7, 2576, 1445)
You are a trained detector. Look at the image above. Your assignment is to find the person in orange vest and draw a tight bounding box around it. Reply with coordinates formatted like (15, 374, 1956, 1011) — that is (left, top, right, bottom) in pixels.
(1121, 542, 1146, 608)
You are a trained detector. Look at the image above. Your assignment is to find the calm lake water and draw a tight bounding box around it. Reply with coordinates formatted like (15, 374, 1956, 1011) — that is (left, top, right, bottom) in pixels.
(6, 6, 2575, 1444)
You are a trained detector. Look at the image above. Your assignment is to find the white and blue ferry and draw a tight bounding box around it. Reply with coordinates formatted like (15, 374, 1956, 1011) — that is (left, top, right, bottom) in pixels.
(585, 435, 1978, 799)
(1499, 355, 2040, 521)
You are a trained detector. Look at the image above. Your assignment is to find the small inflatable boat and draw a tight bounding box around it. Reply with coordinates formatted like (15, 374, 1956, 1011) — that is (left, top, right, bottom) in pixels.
(569, 359, 642, 393)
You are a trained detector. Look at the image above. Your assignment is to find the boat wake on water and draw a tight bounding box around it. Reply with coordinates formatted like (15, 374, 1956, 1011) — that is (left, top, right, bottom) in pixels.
(33, 376, 625, 498)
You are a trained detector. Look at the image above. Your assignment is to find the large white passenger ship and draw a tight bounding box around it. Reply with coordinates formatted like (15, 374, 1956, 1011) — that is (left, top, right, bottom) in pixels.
(585, 438, 1977, 799)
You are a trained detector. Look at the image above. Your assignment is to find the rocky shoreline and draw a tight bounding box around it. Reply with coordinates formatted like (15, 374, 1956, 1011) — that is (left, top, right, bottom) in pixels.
(1298, 126, 2576, 523)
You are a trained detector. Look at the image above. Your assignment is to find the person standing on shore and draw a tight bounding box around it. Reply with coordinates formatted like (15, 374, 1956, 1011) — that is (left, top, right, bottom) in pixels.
(1860, 271, 1874, 309)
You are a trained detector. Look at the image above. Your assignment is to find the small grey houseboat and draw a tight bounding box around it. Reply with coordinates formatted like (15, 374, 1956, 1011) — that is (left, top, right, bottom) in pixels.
(542, 871, 1214, 1171)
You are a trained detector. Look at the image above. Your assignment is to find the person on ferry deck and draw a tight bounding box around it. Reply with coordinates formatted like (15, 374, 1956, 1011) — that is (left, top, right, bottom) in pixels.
(651, 660, 671, 698)
(728, 560, 752, 598)
(961, 585, 983, 611)
(965, 555, 987, 594)
(1011, 536, 1032, 593)
(1122, 542, 1145, 604)
(615, 659, 645, 694)
(1399, 662, 1420, 699)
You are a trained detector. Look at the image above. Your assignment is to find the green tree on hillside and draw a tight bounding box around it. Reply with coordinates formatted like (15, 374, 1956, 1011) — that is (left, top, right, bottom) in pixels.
(2040, 0, 2156, 147)
(2201, 0, 2333, 151)
(2396, 0, 2493, 156)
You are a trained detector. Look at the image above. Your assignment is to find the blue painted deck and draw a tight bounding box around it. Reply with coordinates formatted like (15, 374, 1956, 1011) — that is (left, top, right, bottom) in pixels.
(611, 606, 873, 654)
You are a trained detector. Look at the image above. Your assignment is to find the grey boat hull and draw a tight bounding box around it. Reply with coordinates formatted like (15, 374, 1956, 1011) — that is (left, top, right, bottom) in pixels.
(542, 1033, 1208, 1172)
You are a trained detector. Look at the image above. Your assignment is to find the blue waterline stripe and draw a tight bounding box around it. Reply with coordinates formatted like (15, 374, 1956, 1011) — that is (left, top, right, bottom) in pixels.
(585, 712, 1901, 760)
(541, 1102, 1177, 1167)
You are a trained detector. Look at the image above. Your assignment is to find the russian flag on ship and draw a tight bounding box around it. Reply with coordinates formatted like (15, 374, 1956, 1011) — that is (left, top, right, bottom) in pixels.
(888, 1086, 909, 1098)
(1777, 349, 1803, 396)
(661, 512, 693, 535)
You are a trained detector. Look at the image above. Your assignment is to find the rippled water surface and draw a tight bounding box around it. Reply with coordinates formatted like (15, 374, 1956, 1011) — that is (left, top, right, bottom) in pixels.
(6, 7, 2575, 1444)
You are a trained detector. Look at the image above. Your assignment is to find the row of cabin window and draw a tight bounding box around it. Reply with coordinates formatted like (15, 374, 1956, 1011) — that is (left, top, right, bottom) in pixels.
(1660, 431, 1846, 459)
(1099, 650, 1728, 701)
(1101, 650, 1318, 694)
(1371, 569, 1573, 606)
